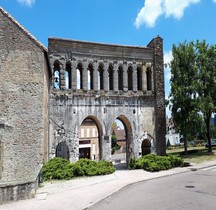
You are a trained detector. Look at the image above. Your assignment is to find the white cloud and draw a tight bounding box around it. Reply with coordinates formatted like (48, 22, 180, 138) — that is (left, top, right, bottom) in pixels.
(134, 0, 200, 28)
(164, 50, 173, 81)
(135, 0, 163, 28)
(164, 0, 200, 19)
(213, 0, 216, 3)
(17, 0, 35, 7)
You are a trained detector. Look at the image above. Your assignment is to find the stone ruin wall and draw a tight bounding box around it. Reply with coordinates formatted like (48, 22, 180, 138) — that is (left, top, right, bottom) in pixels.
(0, 8, 50, 204)
(48, 37, 166, 162)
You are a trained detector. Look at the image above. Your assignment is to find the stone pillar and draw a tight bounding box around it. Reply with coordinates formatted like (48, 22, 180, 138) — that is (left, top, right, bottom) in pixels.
(143, 64, 147, 91)
(132, 63, 137, 92)
(113, 62, 118, 92)
(123, 61, 128, 92)
(82, 60, 88, 91)
(151, 65, 154, 92)
(72, 61, 77, 90)
(103, 61, 109, 92)
(93, 61, 98, 91)
(147, 36, 166, 156)
(60, 63, 65, 90)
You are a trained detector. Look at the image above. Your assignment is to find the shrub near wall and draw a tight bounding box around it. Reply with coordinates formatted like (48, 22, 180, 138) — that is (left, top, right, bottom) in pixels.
(129, 154, 183, 172)
(42, 158, 115, 181)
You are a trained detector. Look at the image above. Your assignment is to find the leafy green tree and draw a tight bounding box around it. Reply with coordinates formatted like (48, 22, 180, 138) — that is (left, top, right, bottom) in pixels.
(169, 40, 216, 153)
(196, 40, 216, 152)
(169, 41, 200, 155)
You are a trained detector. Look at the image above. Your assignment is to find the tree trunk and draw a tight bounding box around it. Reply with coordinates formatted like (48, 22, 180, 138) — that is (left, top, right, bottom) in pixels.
(205, 114, 212, 153)
(183, 135, 188, 155)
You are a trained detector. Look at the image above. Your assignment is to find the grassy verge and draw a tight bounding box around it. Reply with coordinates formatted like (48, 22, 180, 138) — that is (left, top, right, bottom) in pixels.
(167, 146, 216, 164)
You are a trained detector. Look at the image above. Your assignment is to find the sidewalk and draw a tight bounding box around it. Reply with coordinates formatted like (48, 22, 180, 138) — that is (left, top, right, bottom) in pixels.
(0, 160, 216, 210)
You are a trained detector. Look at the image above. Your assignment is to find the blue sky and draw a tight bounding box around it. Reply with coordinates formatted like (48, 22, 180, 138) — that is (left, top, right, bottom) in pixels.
(1, 0, 216, 116)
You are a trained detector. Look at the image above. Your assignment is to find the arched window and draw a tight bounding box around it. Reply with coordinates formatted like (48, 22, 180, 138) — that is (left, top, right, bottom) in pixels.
(128, 66, 133, 90)
(118, 65, 123, 91)
(146, 66, 152, 91)
(77, 63, 83, 89)
(65, 61, 72, 89)
(88, 63, 94, 90)
(98, 63, 104, 90)
(108, 64, 114, 90)
(53, 60, 60, 89)
(137, 66, 142, 91)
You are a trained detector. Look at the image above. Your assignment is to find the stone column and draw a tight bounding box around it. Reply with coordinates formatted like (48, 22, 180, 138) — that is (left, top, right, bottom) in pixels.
(132, 63, 137, 92)
(82, 60, 88, 91)
(151, 65, 154, 92)
(147, 36, 166, 156)
(72, 61, 77, 90)
(103, 61, 109, 92)
(60, 63, 65, 90)
(143, 64, 147, 91)
(123, 61, 128, 92)
(113, 61, 118, 92)
(93, 60, 98, 91)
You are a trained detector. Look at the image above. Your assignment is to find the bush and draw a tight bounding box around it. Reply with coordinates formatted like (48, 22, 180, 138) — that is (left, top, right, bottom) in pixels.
(129, 154, 184, 172)
(42, 158, 115, 181)
(41, 157, 73, 181)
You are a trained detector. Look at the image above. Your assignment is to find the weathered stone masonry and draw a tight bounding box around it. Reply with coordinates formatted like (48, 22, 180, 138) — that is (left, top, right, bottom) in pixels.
(0, 6, 166, 204)
(48, 37, 166, 164)
(0, 7, 50, 204)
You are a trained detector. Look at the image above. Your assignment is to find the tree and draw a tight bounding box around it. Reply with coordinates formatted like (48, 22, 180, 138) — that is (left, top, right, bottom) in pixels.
(169, 41, 200, 155)
(196, 40, 216, 152)
(169, 40, 216, 153)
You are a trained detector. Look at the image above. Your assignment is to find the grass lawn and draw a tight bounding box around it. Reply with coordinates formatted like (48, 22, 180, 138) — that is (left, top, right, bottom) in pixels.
(167, 146, 216, 164)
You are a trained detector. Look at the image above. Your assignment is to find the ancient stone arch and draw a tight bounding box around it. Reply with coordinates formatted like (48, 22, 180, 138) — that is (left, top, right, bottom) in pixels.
(48, 36, 166, 164)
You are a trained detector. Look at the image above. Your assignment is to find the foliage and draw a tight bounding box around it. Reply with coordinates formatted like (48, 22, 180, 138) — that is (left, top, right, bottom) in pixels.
(129, 154, 183, 172)
(169, 40, 216, 153)
(42, 157, 115, 181)
(111, 135, 120, 154)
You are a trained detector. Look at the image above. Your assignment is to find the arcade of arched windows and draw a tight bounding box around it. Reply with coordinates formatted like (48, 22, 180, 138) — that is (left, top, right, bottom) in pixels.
(52, 59, 153, 93)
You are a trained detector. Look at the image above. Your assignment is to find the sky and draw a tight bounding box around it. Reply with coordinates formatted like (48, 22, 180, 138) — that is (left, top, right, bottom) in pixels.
(1, 0, 216, 117)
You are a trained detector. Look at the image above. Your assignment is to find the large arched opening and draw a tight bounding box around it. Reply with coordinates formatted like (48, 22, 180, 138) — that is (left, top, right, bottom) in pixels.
(78, 116, 102, 160)
(111, 115, 133, 169)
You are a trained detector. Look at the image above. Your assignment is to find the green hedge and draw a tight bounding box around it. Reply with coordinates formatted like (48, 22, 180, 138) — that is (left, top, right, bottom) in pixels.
(129, 154, 184, 172)
(42, 158, 115, 181)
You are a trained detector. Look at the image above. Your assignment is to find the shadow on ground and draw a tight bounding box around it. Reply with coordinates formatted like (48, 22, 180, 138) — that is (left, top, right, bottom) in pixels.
(114, 162, 127, 170)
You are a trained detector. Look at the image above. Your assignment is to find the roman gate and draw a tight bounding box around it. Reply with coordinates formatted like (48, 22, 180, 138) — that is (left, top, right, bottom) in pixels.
(48, 36, 166, 165)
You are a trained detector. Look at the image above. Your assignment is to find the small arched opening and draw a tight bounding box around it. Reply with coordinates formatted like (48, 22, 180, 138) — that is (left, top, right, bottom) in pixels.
(65, 61, 72, 89)
(56, 142, 70, 160)
(98, 63, 104, 90)
(77, 63, 83, 89)
(137, 65, 142, 91)
(53, 60, 60, 89)
(88, 63, 94, 90)
(128, 66, 133, 90)
(78, 117, 102, 160)
(141, 139, 151, 156)
(108, 64, 114, 90)
(118, 65, 123, 91)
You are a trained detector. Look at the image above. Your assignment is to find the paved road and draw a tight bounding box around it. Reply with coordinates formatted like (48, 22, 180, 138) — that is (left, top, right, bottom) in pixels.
(89, 167, 216, 210)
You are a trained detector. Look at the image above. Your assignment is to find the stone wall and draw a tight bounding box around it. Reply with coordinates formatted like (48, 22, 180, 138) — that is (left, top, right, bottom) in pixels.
(0, 7, 50, 203)
(48, 37, 165, 163)
(49, 93, 156, 162)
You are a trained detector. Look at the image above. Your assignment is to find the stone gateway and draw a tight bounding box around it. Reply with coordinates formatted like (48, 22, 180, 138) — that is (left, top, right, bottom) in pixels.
(0, 7, 166, 204)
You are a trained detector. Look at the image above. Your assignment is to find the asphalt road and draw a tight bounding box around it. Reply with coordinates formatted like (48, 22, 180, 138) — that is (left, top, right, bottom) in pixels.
(89, 166, 216, 210)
